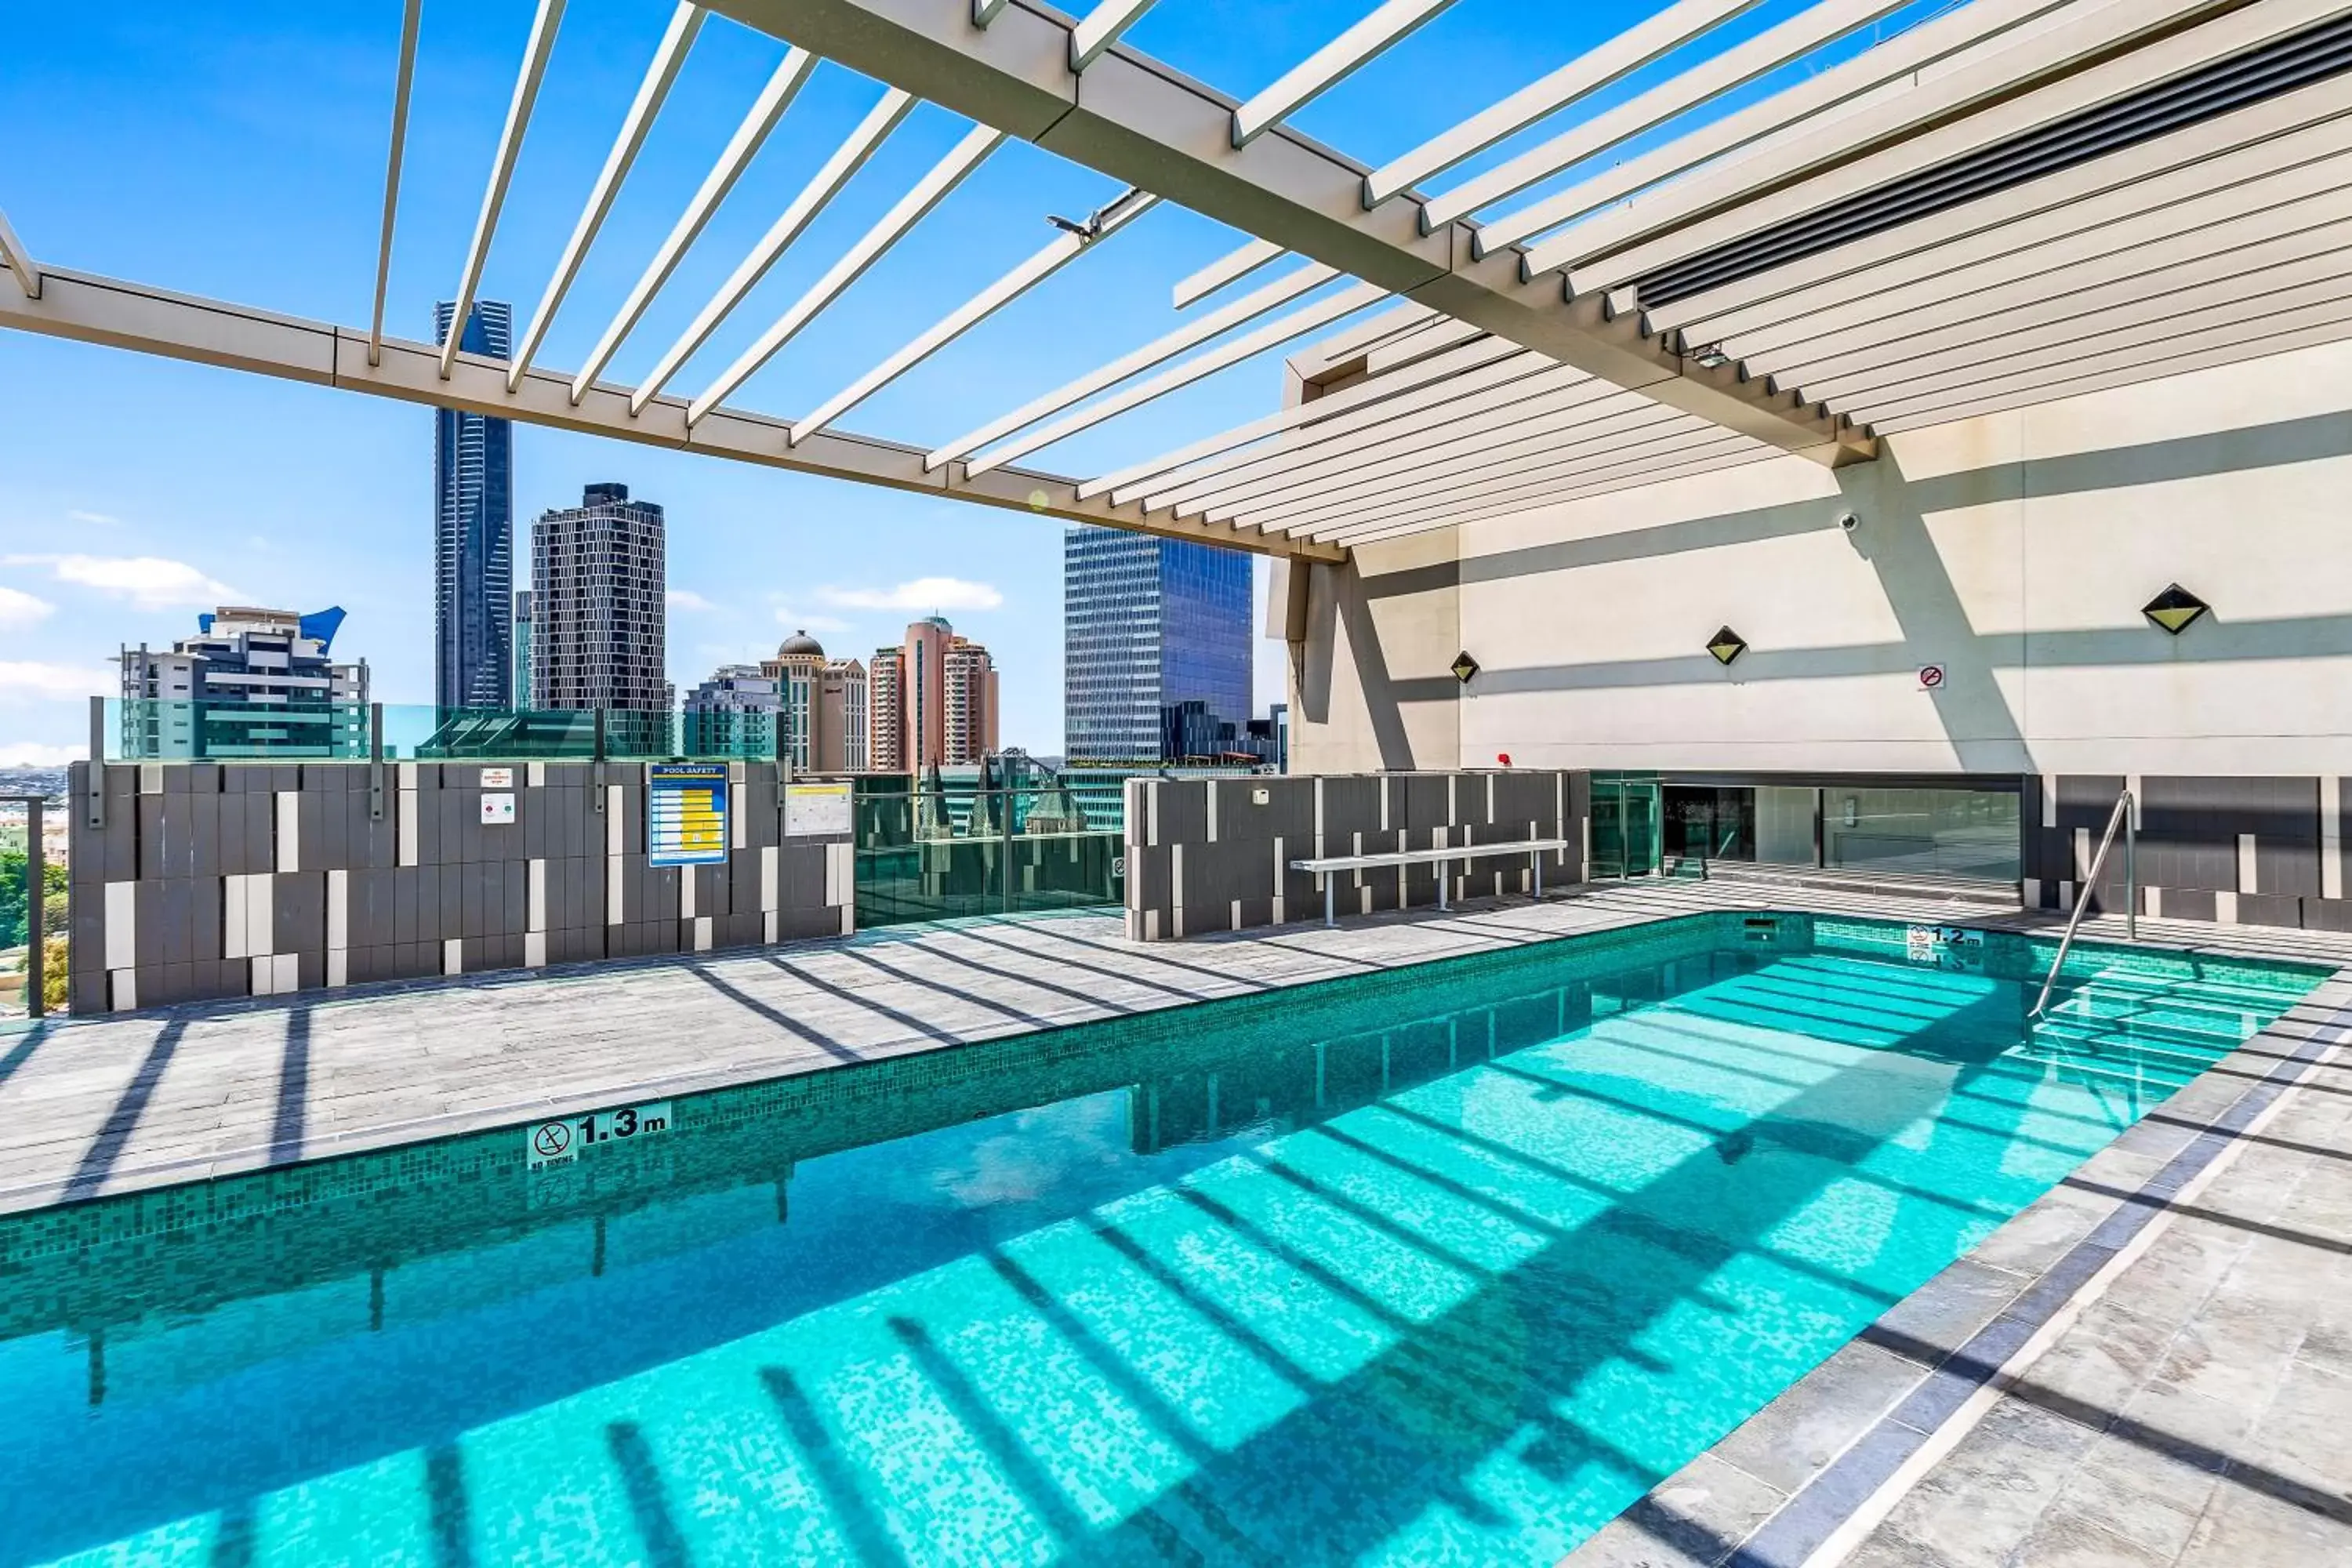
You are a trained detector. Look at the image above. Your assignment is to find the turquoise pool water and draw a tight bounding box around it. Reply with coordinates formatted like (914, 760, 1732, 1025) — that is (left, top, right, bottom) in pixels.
(0, 913, 2324, 1566)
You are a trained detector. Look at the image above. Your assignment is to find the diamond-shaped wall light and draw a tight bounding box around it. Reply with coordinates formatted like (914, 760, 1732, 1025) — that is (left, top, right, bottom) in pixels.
(1450, 651, 1480, 684)
(2142, 583, 2209, 635)
(1706, 626, 1748, 666)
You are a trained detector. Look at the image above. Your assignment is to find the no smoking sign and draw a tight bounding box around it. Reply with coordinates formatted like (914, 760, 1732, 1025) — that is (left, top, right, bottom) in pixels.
(1918, 663, 1947, 691)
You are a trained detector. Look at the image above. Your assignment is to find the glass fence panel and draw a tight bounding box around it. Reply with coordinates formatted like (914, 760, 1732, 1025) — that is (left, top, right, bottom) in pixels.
(1823, 786, 2021, 883)
(0, 803, 64, 1021)
(106, 701, 788, 763)
(851, 784, 1126, 930)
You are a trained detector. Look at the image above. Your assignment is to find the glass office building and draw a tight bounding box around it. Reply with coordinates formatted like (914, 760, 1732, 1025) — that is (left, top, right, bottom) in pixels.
(432, 299, 515, 713)
(1064, 528, 1252, 764)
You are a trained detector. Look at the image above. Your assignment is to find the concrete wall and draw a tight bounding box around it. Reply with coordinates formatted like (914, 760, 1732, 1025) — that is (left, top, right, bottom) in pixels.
(1123, 770, 1584, 939)
(1291, 339, 2352, 782)
(67, 760, 852, 1014)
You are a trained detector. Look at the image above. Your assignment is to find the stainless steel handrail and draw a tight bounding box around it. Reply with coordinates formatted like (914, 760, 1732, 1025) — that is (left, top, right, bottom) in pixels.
(2030, 791, 2135, 1018)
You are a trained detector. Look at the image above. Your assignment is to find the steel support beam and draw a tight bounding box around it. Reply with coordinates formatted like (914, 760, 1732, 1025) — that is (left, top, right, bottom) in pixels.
(698, 0, 1875, 466)
(0, 265, 1342, 562)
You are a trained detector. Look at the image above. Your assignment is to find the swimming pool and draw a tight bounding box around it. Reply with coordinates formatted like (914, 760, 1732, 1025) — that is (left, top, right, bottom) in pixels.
(0, 913, 2325, 1566)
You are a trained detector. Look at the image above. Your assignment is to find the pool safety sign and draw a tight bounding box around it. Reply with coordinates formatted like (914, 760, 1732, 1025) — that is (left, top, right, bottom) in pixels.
(1918, 663, 1946, 691)
(1907, 924, 1984, 970)
(648, 763, 729, 866)
(528, 1100, 673, 1169)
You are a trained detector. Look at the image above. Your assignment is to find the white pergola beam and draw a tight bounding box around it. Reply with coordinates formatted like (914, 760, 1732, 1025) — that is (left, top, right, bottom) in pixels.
(1869, 312, 2352, 434)
(792, 187, 1156, 444)
(0, 263, 1342, 561)
(1654, 74, 2352, 339)
(1070, 0, 1157, 72)
(973, 0, 1009, 24)
(1233, 0, 1459, 148)
(1766, 209, 2352, 391)
(690, 122, 1005, 423)
(1334, 445, 1771, 543)
(1287, 421, 1755, 539)
(926, 259, 1341, 470)
(512, 2, 705, 390)
(1477, 0, 2070, 260)
(965, 279, 1389, 477)
(1173, 238, 1284, 309)
(1366, 0, 1759, 209)
(1176, 376, 1628, 519)
(1083, 335, 1527, 501)
(0, 206, 38, 302)
(1811, 243, 2352, 405)
(1225, 395, 1675, 528)
(697, 0, 1869, 462)
(633, 85, 916, 414)
(1826, 263, 2352, 408)
(1853, 292, 2352, 429)
(1543, 0, 2335, 289)
(572, 48, 816, 404)
(367, 0, 421, 366)
(1133, 351, 1583, 510)
(1726, 159, 2352, 362)
(440, 0, 567, 380)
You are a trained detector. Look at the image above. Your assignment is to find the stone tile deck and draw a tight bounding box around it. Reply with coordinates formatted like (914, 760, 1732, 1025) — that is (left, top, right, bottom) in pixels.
(5, 879, 2350, 1566)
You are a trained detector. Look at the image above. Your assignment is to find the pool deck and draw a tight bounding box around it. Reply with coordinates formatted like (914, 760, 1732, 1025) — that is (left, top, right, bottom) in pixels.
(5, 880, 2350, 1566)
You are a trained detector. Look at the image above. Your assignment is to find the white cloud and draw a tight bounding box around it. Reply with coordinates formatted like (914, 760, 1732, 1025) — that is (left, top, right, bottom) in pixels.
(0, 741, 82, 767)
(4, 554, 240, 608)
(771, 608, 851, 633)
(67, 510, 121, 527)
(0, 661, 113, 702)
(0, 586, 54, 630)
(818, 576, 1004, 613)
(666, 588, 718, 612)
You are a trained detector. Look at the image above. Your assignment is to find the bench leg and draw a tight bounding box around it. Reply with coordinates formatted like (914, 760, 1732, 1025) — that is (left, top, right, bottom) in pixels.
(1439, 859, 1450, 913)
(1534, 850, 1543, 901)
(1324, 876, 1335, 929)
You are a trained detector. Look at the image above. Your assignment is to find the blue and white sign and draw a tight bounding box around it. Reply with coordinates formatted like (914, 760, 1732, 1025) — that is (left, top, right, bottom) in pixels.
(648, 763, 729, 867)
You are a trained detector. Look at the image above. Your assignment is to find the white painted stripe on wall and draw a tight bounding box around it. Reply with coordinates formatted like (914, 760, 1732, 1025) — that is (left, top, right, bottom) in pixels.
(760, 845, 779, 912)
(1171, 842, 1184, 931)
(275, 791, 299, 873)
(2073, 828, 2091, 883)
(223, 875, 248, 961)
(524, 931, 546, 967)
(397, 786, 419, 868)
(608, 786, 626, 853)
(528, 761, 545, 787)
(2125, 775, 2143, 829)
(826, 842, 851, 908)
(250, 956, 274, 996)
(328, 949, 347, 987)
(104, 881, 136, 970)
(2216, 891, 2240, 924)
(443, 937, 463, 975)
(109, 971, 136, 1011)
(246, 873, 272, 958)
(2147, 885, 2164, 919)
(695, 916, 713, 952)
(2238, 833, 2259, 895)
(2042, 775, 2059, 829)
(680, 867, 697, 920)
(2326, 776, 2345, 901)
(528, 859, 546, 932)
(764, 909, 779, 944)
(1207, 780, 1218, 844)
(608, 855, 625, 924)
(327, 868, 348, 949)
(139, 762, 162, 795)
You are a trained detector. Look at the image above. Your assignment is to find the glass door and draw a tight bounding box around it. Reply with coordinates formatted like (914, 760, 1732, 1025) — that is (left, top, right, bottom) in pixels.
(1590, 774, 1662, 879)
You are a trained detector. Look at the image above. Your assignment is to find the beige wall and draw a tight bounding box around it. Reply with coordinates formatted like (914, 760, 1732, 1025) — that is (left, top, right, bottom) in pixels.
(1291, 339, 2352, 779)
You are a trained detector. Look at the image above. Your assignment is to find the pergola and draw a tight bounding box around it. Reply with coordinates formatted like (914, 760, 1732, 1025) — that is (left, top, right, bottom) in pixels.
(4, 0, 2347, 561)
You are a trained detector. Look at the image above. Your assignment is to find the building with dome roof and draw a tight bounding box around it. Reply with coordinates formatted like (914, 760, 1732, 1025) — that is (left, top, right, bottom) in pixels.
(760, 631, 866, 772)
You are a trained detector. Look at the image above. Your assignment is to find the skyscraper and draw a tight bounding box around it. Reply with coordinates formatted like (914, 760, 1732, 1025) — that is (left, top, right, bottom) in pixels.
(869, 615, 997, 771)
(119, 606, 370, 759)
(532, 483, 670, 753)
(681, 665, 779, 757)
(433, 299, 514, 712)
(511, 590, 533, 710)
(1064, 528, 1251, 764)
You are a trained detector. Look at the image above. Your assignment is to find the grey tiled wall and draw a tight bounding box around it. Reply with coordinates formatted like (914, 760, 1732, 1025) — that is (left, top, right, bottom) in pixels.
(67, 760, 852, 1014)
(2022, 773, 2352, 932)
(1123, 771, 1585, 940)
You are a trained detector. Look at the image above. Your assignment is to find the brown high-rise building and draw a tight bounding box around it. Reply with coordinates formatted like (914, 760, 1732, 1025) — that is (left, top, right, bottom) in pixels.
(760, 631, 868, 773)
(868, 615, 997, 772)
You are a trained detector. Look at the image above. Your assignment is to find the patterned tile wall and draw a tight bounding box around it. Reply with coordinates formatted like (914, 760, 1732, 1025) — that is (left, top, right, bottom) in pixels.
(2021, 773, 2352, 931)
(66, 760, 852, 1014)
(1123, 770, 1587, 940)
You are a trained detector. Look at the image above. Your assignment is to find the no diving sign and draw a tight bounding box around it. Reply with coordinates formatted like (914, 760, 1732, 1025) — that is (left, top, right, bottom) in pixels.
(1918, 663, 1946, 691)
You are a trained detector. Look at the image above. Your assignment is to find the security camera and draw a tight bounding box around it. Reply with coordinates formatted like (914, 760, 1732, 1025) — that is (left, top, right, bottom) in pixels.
(1837, 510, 1860, 533)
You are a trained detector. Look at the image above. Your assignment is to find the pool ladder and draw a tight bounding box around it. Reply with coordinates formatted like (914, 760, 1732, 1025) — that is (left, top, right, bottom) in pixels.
(2029, 791, 2136, 1019)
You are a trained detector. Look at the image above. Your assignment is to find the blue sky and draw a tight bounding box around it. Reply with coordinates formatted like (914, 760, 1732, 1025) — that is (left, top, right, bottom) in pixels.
(0, 0, 1904, 763)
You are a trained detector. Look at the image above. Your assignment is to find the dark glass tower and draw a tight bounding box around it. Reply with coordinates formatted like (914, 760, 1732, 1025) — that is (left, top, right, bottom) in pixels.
(1064, 528, 1252, 764)
(433, 300, 515, 711)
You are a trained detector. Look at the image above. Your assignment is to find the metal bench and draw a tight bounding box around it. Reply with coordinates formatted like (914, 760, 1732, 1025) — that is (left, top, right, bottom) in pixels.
(1289, 837, 1573, 927)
